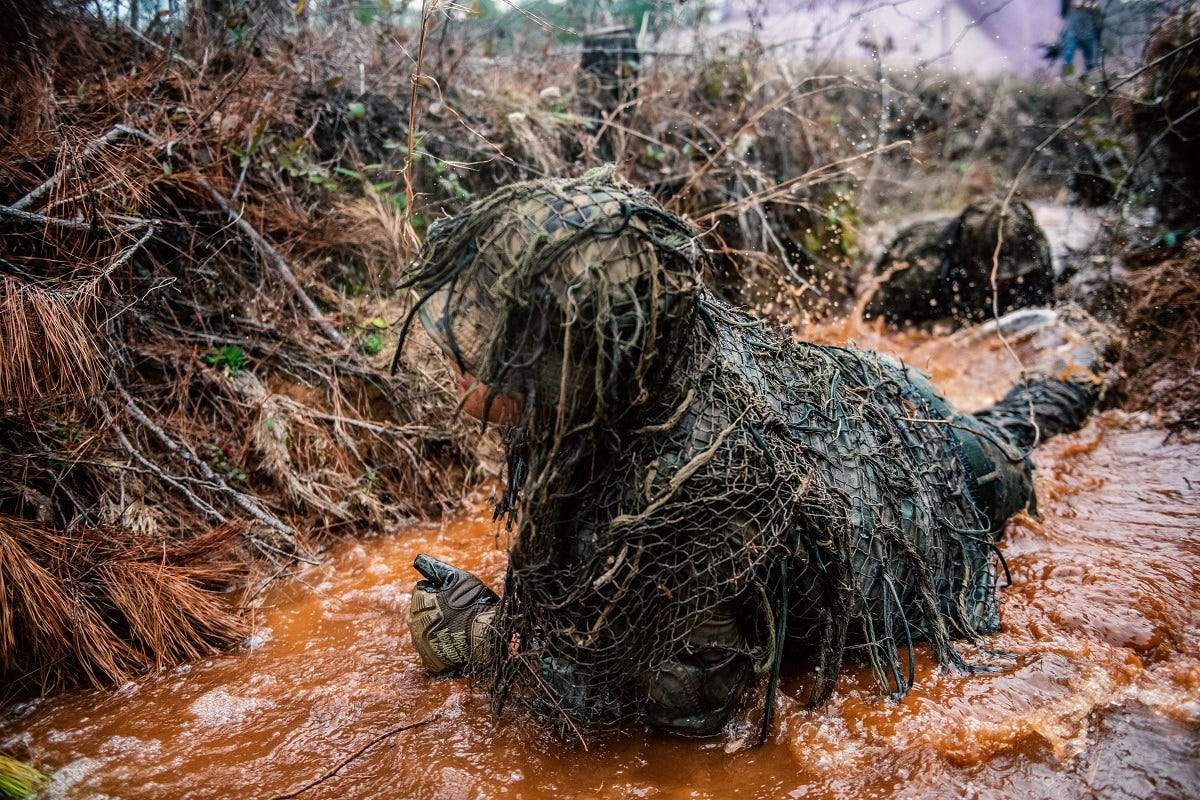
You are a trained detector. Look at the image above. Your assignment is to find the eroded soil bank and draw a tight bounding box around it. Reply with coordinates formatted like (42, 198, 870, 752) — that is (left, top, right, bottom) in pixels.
(2, 328, 1198, 800)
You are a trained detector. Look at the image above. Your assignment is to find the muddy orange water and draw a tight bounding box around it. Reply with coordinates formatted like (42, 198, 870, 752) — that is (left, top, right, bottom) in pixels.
(3, 323, 1200, 800)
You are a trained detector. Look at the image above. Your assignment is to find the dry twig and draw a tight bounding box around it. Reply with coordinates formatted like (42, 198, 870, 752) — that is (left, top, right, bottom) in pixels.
(117, 384, 297, 541)
(268, 711, 443, 799)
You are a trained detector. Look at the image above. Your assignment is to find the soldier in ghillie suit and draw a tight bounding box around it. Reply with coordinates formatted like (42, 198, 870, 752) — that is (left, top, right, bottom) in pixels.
(398, 169, 1110, 740)
(864, 200, 1055, 329)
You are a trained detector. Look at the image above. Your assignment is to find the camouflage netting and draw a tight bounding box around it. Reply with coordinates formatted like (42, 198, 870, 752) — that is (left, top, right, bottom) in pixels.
(397, 169, 1040, 739)
(866, 200, 1053, 328)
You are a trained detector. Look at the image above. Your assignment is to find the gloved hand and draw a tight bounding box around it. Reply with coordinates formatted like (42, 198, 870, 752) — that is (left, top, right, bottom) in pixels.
(407, 554, 499, 675)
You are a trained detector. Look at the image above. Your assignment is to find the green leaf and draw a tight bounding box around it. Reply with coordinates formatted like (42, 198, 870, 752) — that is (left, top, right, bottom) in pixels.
(437, 175, 470, 201)
(161, 161, 173, 175)
(334, 166, 361, 178)
(347, 101, 367, 120)
(227, 144, 251, 168)
(653, 145, 667, 160)
(249, 120, 268, 151)
(354, 0, 376, 25)
(0, 755, 47, 799)
(202, 345, 247, 376)
(361, 333, 383, 355)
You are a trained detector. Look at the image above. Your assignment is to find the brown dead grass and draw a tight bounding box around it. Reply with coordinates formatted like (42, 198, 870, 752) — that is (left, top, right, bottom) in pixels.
(0, 277, 106, 414)
(1124, 6, 1200, 222)
(0, 10, 480, 694)
(0, 516, 247, 693)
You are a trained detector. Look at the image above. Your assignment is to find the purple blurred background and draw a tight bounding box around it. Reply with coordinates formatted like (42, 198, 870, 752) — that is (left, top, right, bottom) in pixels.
(709, 0, 1069, 74)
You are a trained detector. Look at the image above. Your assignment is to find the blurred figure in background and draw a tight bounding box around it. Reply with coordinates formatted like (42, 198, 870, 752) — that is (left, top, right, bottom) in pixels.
(1061, 0, 1104, 76)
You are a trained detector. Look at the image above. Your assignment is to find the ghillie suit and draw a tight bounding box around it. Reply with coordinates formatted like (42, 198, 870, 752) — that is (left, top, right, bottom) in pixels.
(866, 201, 1054, 329)
(399, 169, 1108, 740)
(1123, 5, 1200, 229)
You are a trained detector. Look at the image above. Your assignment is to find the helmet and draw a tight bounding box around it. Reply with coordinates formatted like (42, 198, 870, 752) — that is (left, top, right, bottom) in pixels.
(400, 168, 703, 416)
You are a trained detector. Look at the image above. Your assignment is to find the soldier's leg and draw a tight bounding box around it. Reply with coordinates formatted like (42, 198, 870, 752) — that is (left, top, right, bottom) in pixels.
(960, 307, 1114, 528)
(641, 605, 762, 736)
(970, 307, 1112, 452)
(1061, 25, 1079, 76)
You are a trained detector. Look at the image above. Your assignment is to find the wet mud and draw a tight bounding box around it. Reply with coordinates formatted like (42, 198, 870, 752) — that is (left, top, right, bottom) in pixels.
(2, 328, 1198, 800)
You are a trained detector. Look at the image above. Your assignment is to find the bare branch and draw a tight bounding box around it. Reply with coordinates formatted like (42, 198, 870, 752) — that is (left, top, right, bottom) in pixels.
(268, 711, 444, 800)
(197, 178, 354, 353)
(11, 125, 158, 212)
(116, 383, 297, 540)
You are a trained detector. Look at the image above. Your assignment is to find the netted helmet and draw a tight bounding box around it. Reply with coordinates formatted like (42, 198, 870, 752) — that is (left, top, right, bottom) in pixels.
(395, 168, 703, 421)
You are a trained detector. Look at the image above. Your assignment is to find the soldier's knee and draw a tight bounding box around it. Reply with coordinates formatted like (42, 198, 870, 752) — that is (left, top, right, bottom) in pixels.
(642, 649, 753, 736)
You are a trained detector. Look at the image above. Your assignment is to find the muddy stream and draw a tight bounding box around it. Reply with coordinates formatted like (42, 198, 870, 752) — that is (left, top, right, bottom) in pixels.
(3, 321, 1198, 800)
